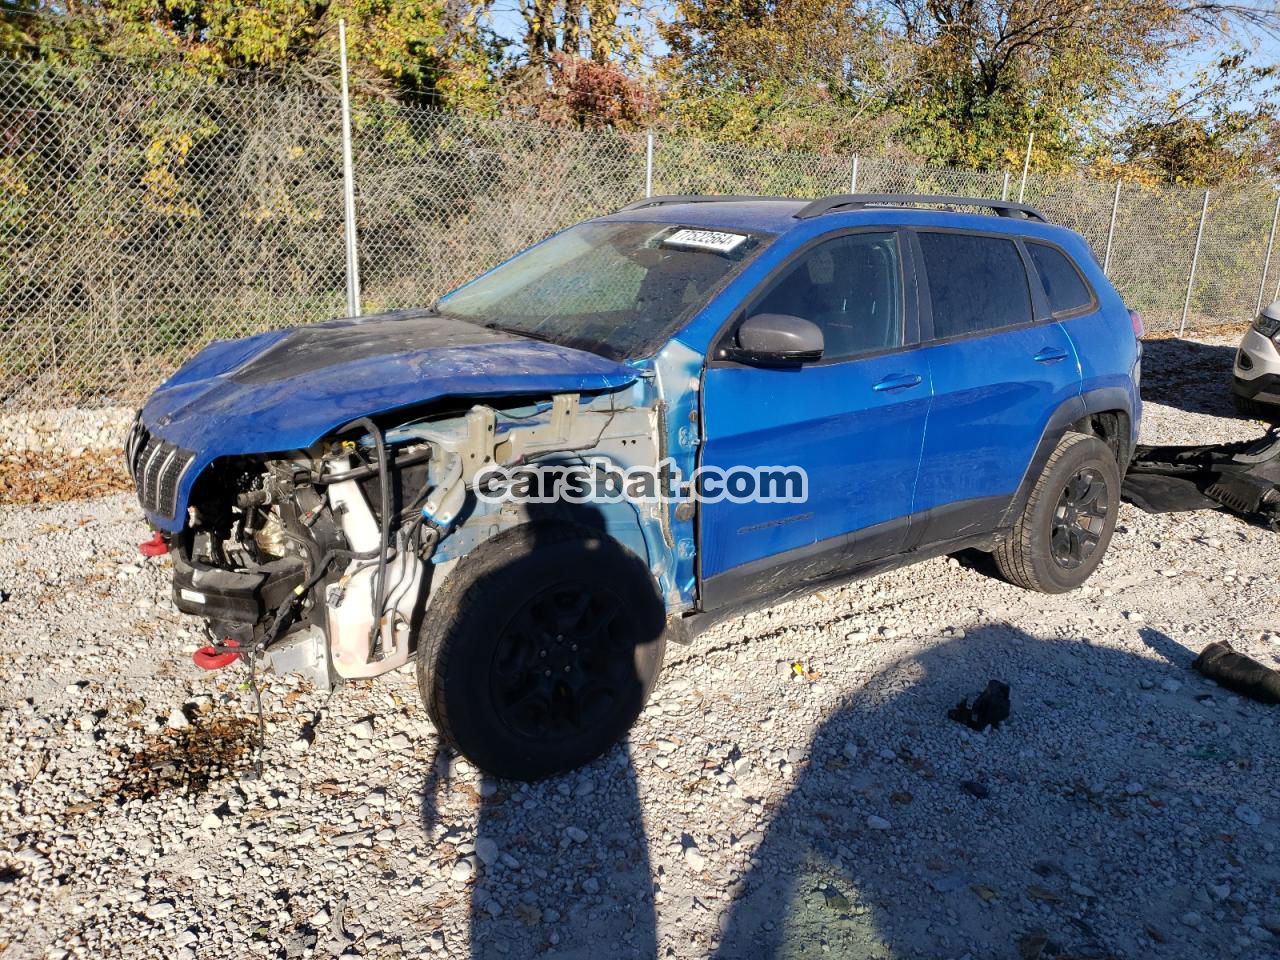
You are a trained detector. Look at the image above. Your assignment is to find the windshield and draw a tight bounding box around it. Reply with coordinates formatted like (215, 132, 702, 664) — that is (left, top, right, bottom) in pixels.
(436, 220, 770, 360)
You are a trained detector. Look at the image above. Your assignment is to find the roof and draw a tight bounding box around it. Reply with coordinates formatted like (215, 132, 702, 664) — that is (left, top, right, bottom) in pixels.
(597, 193, 1076, 246)
(600, 198, 809, 234)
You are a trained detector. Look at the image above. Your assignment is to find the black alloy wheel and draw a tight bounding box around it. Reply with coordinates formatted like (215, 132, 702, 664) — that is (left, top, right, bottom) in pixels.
(491, 583, 633, 742)
(1050, 467, 1109, 570)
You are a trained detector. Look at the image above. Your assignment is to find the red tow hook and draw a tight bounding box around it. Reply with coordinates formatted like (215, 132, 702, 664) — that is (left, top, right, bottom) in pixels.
(193, 638, 241, 670)
(139, 531, 169, 557)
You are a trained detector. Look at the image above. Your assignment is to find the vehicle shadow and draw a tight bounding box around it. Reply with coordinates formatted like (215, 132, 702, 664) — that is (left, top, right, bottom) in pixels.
(1141, 336, 1262, 420)
(416, 498, 659, 959)
(417, 736, 655, 958)
(712, 623, 1279, 959)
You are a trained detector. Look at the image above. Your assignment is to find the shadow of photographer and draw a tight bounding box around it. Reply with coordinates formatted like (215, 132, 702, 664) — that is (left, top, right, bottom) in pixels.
(416, 498, 660, 959)
(713, 622, 1278, 959)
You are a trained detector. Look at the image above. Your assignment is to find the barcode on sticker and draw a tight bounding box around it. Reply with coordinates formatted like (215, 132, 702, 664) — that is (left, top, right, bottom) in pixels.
(662, 229, 747, 253)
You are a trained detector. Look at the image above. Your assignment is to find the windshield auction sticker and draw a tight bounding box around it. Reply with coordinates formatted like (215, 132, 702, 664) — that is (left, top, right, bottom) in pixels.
(662, 228, 748, 254)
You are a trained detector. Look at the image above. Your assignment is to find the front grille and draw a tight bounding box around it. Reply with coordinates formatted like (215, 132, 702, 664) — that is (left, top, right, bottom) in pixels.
(125, 415, 148, 482)
(129, 422, 195, 520)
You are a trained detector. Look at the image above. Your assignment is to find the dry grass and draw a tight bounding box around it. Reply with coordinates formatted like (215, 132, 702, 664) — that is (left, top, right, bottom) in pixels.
(0, 448, 132, 506)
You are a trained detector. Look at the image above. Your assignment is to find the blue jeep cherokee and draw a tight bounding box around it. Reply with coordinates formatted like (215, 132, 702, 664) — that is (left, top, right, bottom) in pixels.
(129, 193, 1142, 779)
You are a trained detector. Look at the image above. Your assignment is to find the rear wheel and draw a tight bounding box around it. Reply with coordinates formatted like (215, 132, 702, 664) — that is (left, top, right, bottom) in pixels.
(994, 433, 1120, 594)
(417, 524, 666, 780)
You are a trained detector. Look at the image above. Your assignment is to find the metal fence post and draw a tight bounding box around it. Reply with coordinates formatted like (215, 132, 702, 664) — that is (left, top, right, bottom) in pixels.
(1102, 180, 1122, 276)
(1256, 192, 1280, 316)
(850, 156, 859, 193)
(1001, 171, 1010, 202)
(338, 19, 362, 317)
(645, 131, 654, 198)
(1018, 130, 1034, 203)
(1180, 190, 1210, 337)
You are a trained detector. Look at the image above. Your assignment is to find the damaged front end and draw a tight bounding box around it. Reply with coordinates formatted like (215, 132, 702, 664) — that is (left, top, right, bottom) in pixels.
(131, 373, 685, 690)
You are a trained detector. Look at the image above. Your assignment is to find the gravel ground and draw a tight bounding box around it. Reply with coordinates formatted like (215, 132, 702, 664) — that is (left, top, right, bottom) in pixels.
(2, 335, 1280, 960)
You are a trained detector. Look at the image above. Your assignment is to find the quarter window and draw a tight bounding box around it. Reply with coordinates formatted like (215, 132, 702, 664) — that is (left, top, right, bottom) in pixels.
(748, 232, 903, 360)
(1027, 242, 1093, 315)
(918, 232, 1033, 338)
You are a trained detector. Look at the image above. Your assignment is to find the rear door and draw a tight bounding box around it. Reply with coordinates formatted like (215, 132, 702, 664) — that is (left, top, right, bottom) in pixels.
(909, 229, 1083, 546)
(698, 229, 931, 609)
(1024, 238, 1137, 424)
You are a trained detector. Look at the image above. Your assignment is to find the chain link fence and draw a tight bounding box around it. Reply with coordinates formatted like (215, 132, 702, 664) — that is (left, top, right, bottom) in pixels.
(3, 56, 1278, 408)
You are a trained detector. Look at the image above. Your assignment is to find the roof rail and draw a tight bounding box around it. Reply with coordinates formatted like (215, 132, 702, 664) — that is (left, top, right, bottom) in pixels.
(793, 193, 1049, 223)
(617, 194, 797, 212)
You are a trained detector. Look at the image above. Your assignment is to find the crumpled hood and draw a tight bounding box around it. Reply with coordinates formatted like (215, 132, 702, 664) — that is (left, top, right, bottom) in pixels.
(135, 311, 638, 531)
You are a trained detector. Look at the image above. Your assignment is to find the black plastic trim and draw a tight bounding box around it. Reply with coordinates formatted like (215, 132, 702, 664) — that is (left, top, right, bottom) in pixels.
(1233, 373, 1280, 400)
(794, 193, 1049, 223)
(617, 195, 798, 212)
(690, 522, 999, 630)
(700, 530, 851, 612)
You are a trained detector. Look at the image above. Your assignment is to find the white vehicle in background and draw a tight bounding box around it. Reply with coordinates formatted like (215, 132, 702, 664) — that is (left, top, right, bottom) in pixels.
(1233, 301, 1280, 418)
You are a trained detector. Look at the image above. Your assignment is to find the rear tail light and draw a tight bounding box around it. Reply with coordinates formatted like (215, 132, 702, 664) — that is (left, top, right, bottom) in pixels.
(1128, 309, 1144, 338)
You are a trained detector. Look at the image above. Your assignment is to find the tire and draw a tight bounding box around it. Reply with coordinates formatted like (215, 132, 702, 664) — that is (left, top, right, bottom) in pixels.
(416, 523, 667, 781)
(994, 433, 1121, 594)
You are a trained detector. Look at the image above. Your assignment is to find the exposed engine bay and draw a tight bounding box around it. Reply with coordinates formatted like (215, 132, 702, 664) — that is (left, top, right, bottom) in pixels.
(152, 391, 662, 690)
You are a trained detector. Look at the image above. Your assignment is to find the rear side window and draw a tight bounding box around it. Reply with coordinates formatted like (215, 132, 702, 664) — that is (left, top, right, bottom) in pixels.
(918, 232, 1032, 338)
(1027, 242, 1093, 315)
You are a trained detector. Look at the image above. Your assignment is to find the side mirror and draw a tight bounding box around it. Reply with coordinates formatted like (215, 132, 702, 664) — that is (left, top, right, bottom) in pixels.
(724, 313, 824, 367)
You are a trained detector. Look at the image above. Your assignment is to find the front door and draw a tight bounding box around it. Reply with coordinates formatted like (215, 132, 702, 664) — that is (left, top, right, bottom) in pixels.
(698, 230, 932, 610)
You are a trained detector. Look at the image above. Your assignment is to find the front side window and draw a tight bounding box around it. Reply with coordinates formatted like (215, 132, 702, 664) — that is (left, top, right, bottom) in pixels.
(918, 232, 1033, 338)
(436, 221, 769, 360)
(748, 232, 903, 360)
(1027, 241, 1093, 315)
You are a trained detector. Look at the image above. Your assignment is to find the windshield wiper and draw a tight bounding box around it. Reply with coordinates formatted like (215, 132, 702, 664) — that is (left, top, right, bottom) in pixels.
(480, 321, 558, 345)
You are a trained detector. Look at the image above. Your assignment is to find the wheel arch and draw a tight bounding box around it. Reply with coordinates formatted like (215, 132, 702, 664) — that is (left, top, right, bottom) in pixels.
(998, 387, 1136, 530)
(433, 495, 677, 610)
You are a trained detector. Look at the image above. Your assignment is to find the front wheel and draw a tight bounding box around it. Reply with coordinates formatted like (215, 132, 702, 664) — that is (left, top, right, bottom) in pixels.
(994, 433, 1121, 594)
(417, 524, 667, 780)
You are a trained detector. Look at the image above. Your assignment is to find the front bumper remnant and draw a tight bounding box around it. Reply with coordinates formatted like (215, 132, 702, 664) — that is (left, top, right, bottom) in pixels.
(1122, 431, 1280, 528)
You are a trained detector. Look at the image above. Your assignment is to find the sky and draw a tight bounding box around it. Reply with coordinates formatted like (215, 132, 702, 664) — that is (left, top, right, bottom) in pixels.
(482, 2, 1280, 116)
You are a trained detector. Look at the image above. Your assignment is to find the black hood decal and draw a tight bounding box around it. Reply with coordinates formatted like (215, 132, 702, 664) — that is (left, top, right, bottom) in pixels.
(230, 311, 516, 385)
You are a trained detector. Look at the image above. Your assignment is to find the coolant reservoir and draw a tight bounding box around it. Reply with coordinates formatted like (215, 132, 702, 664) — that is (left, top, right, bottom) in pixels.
(325, 478, 422, 678)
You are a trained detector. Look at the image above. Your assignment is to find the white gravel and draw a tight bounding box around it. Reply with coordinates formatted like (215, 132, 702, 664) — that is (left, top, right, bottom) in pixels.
(2, 334, 1280, 959)
(0, 406, 133, 456)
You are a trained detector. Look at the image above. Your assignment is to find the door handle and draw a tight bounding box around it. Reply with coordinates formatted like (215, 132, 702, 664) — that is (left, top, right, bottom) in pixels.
(1033, 347, 1068, 363)
(872, 373, 923, 392)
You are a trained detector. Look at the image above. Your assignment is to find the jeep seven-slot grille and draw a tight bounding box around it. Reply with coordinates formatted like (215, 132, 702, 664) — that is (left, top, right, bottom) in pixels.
(126, 418, 194, 520)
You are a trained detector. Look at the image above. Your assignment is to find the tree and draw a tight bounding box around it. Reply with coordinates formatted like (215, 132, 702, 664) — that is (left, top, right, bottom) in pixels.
(483, 0, 656, 129)
(1112, 49, 1280, 185)
(658, 0, 909, 153)
(660, 0, 1280, 175)
(508, 0, 628, 66)
(2, 1, 492, 107)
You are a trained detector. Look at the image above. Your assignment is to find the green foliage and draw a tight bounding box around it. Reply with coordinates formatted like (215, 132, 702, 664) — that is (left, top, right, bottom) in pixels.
(658, 0, 1280, 183)
(2, 1, 1277, 183)
(1115, 51, 1280, 186)
(2, 1, 491, 108)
